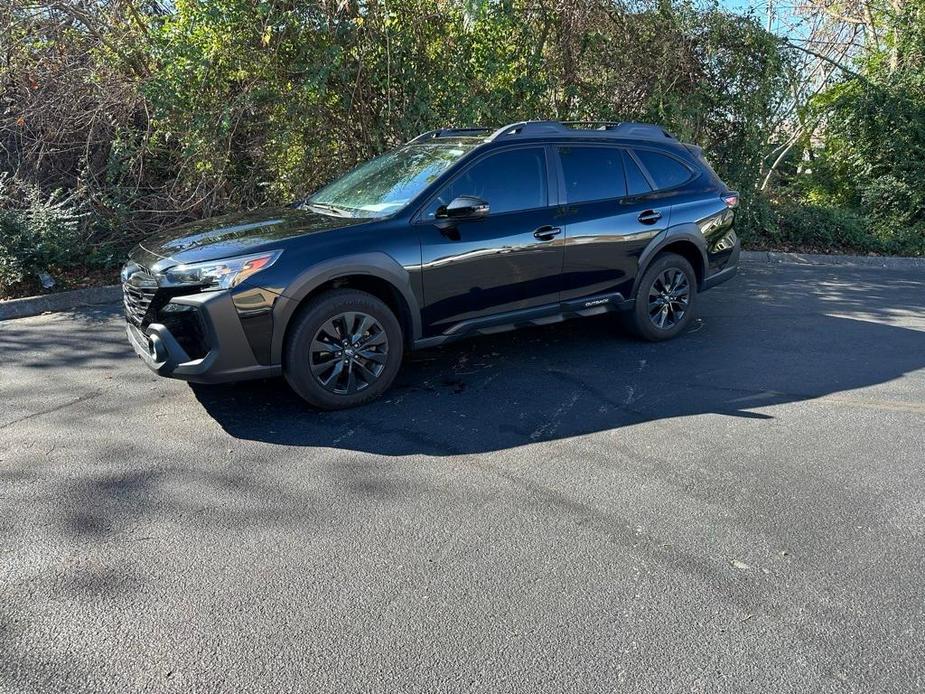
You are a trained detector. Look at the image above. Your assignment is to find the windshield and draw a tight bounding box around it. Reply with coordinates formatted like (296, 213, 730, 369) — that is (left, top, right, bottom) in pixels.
(306, 144, 476, 218)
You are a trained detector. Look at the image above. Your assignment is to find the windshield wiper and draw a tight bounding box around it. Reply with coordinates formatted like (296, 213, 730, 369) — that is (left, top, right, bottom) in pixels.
(305, 202, 353, 218)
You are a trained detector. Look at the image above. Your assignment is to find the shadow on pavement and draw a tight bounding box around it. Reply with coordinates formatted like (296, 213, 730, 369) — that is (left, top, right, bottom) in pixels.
(191, 265, 925, 456)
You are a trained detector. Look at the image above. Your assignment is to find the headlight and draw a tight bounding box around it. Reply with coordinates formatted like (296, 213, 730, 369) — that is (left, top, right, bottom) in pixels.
(157, 250, 282, 291)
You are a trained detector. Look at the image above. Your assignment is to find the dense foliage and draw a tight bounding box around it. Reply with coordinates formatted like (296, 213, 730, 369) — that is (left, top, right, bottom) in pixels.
(0, 0, 922, 294)
(766, 0, 925, 255)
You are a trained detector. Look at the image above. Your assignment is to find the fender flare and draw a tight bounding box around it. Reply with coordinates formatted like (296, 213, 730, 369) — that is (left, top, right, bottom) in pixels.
(633, 223, 709, 296)
(270, 252, 421, 363)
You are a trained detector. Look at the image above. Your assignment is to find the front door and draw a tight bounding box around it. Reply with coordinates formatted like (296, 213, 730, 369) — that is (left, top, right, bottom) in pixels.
(419, 147, 563, 336)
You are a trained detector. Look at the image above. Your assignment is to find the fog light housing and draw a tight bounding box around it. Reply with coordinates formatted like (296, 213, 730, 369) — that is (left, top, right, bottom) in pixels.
(157, 304, 210, 360)
(160, 302, 196, 313)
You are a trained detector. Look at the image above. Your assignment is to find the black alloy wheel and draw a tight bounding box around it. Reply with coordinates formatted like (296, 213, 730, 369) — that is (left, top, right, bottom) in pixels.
(647, 267, 690, 330)
(625, 252, 698, 341)
(284, 288, 403, 410)
(309, 311, 389, 395)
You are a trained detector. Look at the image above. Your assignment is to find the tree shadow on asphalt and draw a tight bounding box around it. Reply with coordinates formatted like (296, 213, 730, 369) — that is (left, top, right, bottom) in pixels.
(191, 265, 925, 456)
(0, 304, 125, 369)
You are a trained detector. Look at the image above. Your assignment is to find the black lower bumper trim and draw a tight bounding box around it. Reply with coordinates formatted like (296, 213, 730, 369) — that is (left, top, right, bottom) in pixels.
(703, 242, 740, 290)
(702, 263, 738, 290)
(126, 290, 281, 384)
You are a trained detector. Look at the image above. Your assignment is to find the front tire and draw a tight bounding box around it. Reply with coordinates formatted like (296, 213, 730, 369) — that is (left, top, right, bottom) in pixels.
(625, 252, 698, 341)
(283, 289, 403, 410)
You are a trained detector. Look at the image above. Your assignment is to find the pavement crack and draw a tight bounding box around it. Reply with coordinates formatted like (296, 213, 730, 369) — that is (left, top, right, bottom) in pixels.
(0, 390, 103, 430)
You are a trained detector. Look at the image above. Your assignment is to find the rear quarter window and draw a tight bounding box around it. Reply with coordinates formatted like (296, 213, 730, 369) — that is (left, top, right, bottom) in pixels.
(634, 150, 694, 190)
(687, 146, 724, 186)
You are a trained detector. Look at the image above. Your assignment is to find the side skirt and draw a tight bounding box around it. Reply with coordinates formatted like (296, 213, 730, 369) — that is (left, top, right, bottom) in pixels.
(412, 292, 632, 350)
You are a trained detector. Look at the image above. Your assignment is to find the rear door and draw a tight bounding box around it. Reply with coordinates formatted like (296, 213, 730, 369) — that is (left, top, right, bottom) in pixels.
(556, 146, 670, 303)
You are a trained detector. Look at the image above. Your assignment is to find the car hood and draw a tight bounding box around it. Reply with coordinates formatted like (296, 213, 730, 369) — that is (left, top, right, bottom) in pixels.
(131, 206, 367, 269)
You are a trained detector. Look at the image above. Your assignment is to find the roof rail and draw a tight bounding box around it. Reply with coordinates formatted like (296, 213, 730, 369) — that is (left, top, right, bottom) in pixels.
(605, 122, 676, 140)
(560, 121, 623, 130)
(407, 120, 677, 145)
(487, 120, 676, 142)
(486, 121, 567, 140)
(406, 127, 493, 144)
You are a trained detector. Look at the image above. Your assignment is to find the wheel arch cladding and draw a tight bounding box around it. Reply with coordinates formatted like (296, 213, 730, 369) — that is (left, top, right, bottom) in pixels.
(271, 253, 420, 363)
(635, 226, 708, 294)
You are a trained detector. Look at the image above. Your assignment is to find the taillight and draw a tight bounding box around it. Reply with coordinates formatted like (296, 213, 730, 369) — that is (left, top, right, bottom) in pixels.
(723, 192, 739, 208)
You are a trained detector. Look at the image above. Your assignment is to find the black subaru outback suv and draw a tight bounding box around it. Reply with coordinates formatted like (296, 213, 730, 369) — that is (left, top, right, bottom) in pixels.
(123, 121, 740, 409)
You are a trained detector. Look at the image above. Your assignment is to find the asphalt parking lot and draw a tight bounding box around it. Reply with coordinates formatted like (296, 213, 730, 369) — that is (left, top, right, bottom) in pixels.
(1, 261, 924, 693)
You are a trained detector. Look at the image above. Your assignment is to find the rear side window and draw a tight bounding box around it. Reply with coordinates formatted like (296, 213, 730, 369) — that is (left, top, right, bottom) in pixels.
(622, 151, 652, 196)
(427, 147, 547, 217)
(558, 147, 626, 203)
(634, 150, 693, 190)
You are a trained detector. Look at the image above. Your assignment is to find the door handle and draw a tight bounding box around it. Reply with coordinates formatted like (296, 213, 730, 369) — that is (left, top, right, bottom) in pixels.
(637, 210, 662, 225)
(533, 225, 562, 241)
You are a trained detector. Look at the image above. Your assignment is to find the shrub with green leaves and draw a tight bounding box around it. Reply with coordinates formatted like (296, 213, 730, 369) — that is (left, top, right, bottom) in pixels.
(0, 174, 89, 290)
(768, 200, 872, 253)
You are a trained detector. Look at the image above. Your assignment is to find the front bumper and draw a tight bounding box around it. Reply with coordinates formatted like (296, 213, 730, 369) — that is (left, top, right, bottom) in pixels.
(125, 290, 280, 384)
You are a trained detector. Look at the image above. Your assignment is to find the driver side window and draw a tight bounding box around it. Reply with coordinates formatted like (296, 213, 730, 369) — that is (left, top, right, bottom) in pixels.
(426, 147, 548, 218)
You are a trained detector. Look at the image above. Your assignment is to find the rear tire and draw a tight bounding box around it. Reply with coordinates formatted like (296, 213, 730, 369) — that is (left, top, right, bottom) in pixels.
(625, 252, 698, 341)
(283, 289, 403, 410)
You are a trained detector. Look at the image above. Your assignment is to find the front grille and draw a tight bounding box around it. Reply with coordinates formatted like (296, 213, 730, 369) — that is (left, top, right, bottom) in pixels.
(122, 266, 158, 327)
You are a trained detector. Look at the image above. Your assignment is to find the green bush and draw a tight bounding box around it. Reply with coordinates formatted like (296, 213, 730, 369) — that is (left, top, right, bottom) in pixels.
(865, 219, 925, 256)
(758, 199, 925, 256)
(764, 200, 872, 253)
(859, 175, 922, 226)
(0, 174, 90, 290)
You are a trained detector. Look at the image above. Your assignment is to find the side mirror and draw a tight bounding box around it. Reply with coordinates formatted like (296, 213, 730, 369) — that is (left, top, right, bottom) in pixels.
(436, 195, 490, 221)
